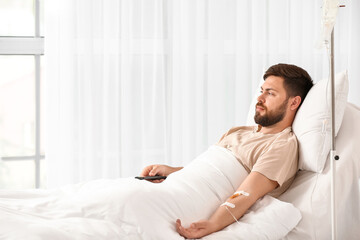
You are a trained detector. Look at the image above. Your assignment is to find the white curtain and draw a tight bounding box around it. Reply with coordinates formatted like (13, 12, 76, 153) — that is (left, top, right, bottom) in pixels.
(45, 0, 360, 187)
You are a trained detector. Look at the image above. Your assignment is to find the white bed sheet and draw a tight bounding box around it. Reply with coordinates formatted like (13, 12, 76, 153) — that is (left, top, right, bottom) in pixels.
(0, 146, 301, 240)
(280, 103, 360, 239)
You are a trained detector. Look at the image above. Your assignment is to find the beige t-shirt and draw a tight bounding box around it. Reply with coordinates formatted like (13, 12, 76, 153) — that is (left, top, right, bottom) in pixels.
(216, 125, 298, 197)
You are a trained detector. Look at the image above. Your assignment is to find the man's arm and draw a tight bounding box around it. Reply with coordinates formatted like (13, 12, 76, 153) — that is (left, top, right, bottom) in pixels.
(176, 171, 278, 239)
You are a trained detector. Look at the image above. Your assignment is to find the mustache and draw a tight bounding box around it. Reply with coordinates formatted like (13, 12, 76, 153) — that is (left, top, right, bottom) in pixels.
(256, 102, 266, 109)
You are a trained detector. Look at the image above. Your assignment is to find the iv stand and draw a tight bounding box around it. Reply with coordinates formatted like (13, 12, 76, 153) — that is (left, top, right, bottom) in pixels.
(329, 28, 338, 240)
(320, 2, 345, 239)
(329, 6, 345, 239)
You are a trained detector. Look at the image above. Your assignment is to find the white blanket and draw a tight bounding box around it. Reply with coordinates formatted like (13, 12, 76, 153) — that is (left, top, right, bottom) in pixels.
(0, 146, 301, 239)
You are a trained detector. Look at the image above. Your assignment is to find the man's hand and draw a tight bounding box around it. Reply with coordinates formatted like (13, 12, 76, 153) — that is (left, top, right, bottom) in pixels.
(175, 219, 218, 239)
(140, 165, 182, 183)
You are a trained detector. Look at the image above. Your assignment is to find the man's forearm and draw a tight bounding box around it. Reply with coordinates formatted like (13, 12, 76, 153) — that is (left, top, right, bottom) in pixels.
(209, 194, 258, 232)
(209, 172, 278, 232)
(176, 172, 278, 239)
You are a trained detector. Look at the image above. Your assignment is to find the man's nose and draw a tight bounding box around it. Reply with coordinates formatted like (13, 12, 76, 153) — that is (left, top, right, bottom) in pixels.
(257, 93, 265, 103)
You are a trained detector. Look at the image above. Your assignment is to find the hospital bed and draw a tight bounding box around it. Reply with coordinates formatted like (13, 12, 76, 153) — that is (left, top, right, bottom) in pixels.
(0, 72, 359, 239)
(280, 102, 360, 239)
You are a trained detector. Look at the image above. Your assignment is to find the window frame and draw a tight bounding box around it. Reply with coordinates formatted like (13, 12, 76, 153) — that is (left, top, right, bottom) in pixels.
(0, 0, 44, 188)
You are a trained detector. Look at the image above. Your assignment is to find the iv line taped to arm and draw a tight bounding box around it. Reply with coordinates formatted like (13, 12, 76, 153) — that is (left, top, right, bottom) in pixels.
(230, 190, 250, 199)
(221, 202, 240, 224)
(220, 190, 250, 224)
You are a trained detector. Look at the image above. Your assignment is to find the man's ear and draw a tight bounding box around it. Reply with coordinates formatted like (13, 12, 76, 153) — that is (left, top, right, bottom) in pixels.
(289, 96, 301, 111)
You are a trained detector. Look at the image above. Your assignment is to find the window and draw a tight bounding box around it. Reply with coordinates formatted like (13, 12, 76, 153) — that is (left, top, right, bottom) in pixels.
(0, 0, 45, 189)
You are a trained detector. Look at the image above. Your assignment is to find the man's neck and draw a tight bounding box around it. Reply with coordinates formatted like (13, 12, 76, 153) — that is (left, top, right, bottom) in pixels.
(258, 123, 291, 134)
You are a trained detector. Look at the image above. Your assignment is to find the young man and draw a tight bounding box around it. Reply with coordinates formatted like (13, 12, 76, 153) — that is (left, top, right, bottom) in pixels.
(140, 63, 313, 239)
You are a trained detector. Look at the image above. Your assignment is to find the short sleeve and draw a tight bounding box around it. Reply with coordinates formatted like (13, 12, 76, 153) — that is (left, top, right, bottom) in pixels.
(217, 126, 243, 144)
(251, 138, 298, 187)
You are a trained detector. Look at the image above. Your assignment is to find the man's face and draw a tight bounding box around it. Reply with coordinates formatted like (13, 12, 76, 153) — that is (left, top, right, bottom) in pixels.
(254, 76, 289, 127)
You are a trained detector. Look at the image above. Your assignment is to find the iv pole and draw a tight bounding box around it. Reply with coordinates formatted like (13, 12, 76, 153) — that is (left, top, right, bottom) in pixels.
(329, 27, 338, 240)
(327, 5, 345, 240)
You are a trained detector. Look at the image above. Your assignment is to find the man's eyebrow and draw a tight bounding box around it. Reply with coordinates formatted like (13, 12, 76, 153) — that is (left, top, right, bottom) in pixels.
(260, 86, 279, 92)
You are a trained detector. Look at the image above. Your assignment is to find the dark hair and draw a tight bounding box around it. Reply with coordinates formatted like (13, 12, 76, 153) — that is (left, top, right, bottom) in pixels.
(263, 63, 313, 107)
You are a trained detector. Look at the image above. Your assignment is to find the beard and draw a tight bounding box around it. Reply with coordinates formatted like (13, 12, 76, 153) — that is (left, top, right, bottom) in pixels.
(254, 99, 288, 127)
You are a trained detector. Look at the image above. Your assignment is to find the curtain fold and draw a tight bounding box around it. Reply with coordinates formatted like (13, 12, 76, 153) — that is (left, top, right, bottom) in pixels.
(45, 0, 360, 187)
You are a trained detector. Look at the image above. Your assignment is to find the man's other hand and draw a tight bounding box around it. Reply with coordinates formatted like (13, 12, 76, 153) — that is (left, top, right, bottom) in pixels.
(175, 219, 218, 239)
(139, 164, 182, 183)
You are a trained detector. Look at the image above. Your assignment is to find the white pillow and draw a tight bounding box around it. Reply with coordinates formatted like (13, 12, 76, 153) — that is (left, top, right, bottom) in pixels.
(293, 70, 348, 173)
(246, 71, 349, 173)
